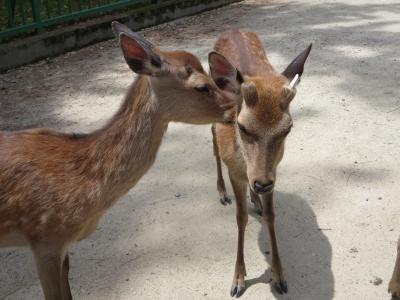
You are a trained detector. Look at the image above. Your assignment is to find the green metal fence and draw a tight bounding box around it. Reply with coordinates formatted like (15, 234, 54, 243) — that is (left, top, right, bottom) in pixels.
(1, 0, 149, 40)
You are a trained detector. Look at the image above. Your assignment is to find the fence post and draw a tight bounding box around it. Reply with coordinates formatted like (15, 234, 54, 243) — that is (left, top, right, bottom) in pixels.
(31, 0, 43, 32)
(7, 0, 16, 27)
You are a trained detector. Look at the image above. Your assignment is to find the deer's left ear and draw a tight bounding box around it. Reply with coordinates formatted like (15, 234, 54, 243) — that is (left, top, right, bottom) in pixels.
(209, 52, 243, 94)
(282, 43, 312, 84)
(112, 21, 162, 76)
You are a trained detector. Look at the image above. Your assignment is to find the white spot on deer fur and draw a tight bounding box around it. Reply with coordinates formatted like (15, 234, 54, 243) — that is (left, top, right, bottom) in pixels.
(40, 214, 49, 225)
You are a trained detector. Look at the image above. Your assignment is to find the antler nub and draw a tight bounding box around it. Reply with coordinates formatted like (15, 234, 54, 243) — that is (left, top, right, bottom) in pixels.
(288, 74, 299, 89)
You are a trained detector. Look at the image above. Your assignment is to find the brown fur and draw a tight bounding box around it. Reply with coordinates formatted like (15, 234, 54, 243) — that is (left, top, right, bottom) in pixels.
(162, 50, 206, 74)
(389, 236, 400, 297)
(215, 29, 274, 76)
(0, 41, 237, 299)
(247, 76, 286, 126)
(211, 29, 303, 296)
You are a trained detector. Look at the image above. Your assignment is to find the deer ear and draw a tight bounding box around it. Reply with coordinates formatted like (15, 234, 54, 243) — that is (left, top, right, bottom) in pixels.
(209, 52, 243, 94)
(112, 21, 162, 75)
(282, 43, 312, 82)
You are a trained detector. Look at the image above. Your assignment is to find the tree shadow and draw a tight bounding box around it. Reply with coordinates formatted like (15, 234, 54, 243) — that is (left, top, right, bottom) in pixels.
(2, 0, 400, 132)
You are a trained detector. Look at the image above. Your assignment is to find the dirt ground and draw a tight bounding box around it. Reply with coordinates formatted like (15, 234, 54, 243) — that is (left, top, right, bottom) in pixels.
(1, 0, 400, 299)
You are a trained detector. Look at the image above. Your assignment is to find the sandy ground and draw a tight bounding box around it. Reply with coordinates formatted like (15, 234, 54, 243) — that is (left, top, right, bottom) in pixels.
(1, 0, 400, 299)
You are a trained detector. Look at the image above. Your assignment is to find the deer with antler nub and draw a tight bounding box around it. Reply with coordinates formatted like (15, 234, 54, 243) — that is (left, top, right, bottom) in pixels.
(209, 29, 312, 296)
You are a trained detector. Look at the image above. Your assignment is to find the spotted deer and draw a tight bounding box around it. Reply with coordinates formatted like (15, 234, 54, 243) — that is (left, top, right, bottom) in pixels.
(0, 22, 241, 300)
(389, 237, 400, 298)
(209, 29, 312, 296)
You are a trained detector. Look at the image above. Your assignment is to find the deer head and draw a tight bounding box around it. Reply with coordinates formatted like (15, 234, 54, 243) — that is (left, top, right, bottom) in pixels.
(112, 22, 240, 124)
(211, 44, 312, 194)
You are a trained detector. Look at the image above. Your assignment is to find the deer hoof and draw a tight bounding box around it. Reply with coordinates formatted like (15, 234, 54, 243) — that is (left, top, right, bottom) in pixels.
(230, 282, 245, 298)
(274, 279, 288, 294)
(389, 278, 400, 298)
(220, 195, 232, 206)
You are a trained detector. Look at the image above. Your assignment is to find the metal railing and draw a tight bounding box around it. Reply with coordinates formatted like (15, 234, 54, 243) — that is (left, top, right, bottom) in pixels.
(1, 0, 148, 40)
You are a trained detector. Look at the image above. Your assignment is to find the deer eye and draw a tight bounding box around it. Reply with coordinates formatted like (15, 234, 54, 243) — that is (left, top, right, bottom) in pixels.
(237, 122, 249, 135)
(237, 122, 257, 142)
(195, 85, 210, 94)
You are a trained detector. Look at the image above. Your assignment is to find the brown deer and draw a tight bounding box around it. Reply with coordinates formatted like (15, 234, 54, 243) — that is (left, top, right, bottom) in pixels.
(209, 29, 312, 297)
(389, 236, 400, 298)
(0, 22, 242, 300)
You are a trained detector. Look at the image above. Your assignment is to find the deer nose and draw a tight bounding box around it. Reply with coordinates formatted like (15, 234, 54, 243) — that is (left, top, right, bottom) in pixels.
(254, 180, 274, 194)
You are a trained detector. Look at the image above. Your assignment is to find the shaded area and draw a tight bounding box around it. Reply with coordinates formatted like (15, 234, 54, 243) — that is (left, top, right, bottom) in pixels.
(253, 192, 334, 300)
(2, 0, 400, 129)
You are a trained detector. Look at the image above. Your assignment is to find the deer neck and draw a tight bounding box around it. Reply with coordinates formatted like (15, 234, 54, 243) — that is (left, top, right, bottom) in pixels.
(87, 76, 172, 208)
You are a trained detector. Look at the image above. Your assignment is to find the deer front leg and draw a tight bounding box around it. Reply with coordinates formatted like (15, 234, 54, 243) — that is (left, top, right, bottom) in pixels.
(229, 172, 248, 297)
(32, 243, 72, 300)
(249, 187, 263, 216)
(262, 193, 287, 294)
(389, 236, 400, 298)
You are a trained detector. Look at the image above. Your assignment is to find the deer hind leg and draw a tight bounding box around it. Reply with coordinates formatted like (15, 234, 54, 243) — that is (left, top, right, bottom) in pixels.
(228, 172, 248, 297)
(249, 187, 263, 216)
(389, 236, 400, 298)
(211, 124, 231, 205)
(262, 193, 287, 294)
(31, 243, 72, 300)
(61, 254, 73, 300)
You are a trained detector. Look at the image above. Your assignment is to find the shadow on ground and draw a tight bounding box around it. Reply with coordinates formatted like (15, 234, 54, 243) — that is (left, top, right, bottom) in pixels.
(1, 1, 400, 131)
(226, 191, 334, 300)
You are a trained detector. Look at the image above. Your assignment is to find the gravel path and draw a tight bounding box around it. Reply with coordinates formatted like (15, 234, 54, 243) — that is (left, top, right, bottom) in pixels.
(1, 0, 399, 299)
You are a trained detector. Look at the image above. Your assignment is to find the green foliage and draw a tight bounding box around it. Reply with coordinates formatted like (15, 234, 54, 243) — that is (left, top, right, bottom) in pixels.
(1, 0, 128, 30)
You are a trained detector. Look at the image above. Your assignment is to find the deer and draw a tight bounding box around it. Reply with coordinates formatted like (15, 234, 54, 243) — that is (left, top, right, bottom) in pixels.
(209, 29, 312, 297)
(0, 21, 243, 300)
(389, 236, 400, 298)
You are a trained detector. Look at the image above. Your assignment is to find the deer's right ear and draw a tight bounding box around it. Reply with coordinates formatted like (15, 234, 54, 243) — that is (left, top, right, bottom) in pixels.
(282, 43, 312, 83)
(209, 52, 243, 94)
(112, 21, 162, 75)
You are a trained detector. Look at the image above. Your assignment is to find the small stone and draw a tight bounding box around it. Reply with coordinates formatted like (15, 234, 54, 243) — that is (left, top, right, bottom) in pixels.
(350, 247, 358, 253)
(175, 193, 181, 198)
(371, 276, 382, 286)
